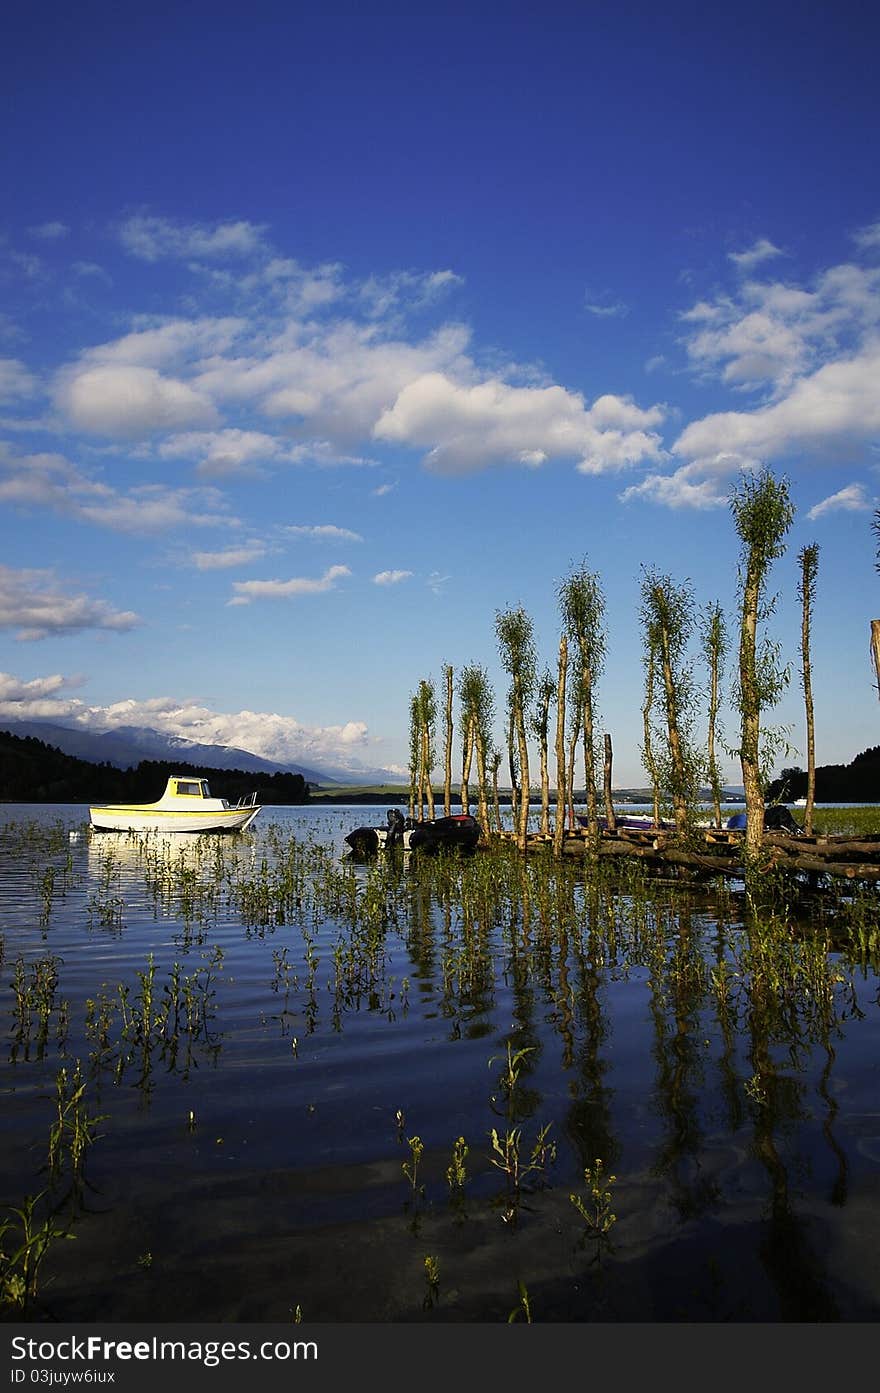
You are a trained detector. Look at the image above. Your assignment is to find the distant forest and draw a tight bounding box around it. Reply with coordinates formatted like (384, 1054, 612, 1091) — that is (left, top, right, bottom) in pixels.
(766, 746, 880, 803)
(0, 730, 310, 805)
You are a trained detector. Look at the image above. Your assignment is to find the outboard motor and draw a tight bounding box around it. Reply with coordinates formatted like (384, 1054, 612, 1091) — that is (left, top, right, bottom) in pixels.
(764, 803, 802, 834)
(726, 805, 803, 834)
(386, 808, 406, 845)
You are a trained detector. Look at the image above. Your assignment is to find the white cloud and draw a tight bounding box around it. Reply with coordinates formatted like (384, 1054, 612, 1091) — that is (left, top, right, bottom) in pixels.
(673, 344, 880, 468)
(0, 565, 140, 640)
(373, 569, 412, 585)
(853, 220, 880, 251)
(633, 244, 880, 506)
(0, 687, 376, 771)
(195, 321, 473, 446)
(585, 299, 629, 318)
(728, 238, 784, 272)
(680, 260, 880, 393)
(190, 544, 268, 570)
(160, 428, 284, 477)
(285, 524, 363, 542)
(0, 358, 38, 402)
(807, 482, 873, 520)
(0, 443, 236, 534)
(620, 456, 737, 509)
(56, 363, 219, 437)
(0, 671, 69, 700)
(119, 214, 269, 262)
(375, 373, 665, 475)
(228, 564, 351, 605)
(81, 317, 245, 371)
(358, 268, 464, 318)
(28, 221, 69, 241)
(72, 261, 111, 281)
(77, 484, 234, 534)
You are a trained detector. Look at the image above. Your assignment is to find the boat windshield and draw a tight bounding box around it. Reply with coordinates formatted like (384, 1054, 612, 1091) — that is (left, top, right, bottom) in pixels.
(174, 780, 206, 798)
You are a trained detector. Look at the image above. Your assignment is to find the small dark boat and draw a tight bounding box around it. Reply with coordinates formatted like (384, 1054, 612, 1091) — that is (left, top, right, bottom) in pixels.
(404, 814, 482, 853)
(726, 803, 803, 834)
(344, 809, 482, 856)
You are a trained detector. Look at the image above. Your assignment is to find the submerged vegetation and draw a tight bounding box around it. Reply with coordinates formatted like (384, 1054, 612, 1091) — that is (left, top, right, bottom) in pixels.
(2, 803, 880, 1321)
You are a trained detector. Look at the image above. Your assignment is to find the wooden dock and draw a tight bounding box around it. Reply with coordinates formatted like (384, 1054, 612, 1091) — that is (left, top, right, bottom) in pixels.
(492, 824, 880, 882)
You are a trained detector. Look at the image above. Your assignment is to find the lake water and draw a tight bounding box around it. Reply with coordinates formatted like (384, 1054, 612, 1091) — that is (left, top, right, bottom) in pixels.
(2, 802, 880, 1323)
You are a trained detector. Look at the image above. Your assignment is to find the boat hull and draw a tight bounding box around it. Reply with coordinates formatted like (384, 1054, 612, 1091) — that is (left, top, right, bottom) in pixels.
(89, 807, 260, 833)
(345, 812, 482, 855)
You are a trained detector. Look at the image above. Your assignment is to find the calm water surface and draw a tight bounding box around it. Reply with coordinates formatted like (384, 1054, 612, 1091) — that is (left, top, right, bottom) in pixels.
(1, 802, 879, 1323)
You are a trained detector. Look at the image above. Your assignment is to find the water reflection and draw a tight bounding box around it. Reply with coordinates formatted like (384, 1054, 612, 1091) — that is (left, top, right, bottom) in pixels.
(1, 804, 879, 1321)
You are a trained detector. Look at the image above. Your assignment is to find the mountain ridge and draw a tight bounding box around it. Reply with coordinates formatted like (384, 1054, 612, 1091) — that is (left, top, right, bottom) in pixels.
(0, 719, 405, 787)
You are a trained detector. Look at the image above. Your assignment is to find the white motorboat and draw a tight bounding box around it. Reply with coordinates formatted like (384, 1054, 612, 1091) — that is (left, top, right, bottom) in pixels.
(89, 775, 261, 833)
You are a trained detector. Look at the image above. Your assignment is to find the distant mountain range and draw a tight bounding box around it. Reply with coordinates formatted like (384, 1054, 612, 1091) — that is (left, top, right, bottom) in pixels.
(0, 719, 404, 788)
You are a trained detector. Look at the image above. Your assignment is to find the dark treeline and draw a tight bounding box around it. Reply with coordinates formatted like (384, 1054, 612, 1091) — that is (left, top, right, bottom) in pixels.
(768, 747, 880, 804)
(0, 731, 310, 805)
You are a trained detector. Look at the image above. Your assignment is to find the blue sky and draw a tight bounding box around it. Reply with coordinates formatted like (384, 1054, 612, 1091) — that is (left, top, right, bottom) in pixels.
(1, 0, 879, 785)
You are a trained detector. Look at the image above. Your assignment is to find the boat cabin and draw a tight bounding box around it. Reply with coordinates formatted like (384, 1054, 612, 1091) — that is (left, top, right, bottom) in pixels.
(166, 777, 213, 800)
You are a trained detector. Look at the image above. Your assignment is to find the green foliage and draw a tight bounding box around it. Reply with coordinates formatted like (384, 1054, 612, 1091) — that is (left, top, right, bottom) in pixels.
(639, 568, 703, 821)
(1, 1192, 74, 1315)
(402, 1135, 424, 1196)
(729, 467, 795, 811)
(445, 1135, 469, 1192)
(508, 1280, 532, 1323)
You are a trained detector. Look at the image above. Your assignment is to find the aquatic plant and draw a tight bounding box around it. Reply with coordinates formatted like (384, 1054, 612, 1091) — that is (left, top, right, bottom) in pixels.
(0, 1191, 74, 1315)
(570, 1157, 617, 1242)
(402, 1135, 424, 1198)
(508, 1279, 532, 1323)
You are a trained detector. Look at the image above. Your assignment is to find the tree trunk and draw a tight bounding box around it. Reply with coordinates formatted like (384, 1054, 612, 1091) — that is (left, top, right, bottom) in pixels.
(422, 724, 435, 820)
(802, 601, 816, 837)
(657, 623, 689, 836)
(539, 726, 550, 836)
(708, 645, 721, 829)
(475, 731, 490, 844)
(871, 620, 880, 702)
(642, 650, 661, 830)
(461, 717, 473, 817)
(554, 637, 568, 858)
(603, 733, 616, 831)
(740, 563, 765, 856)
(579, 651, 599, 841)
(444, 664, 453, 817)
(507, 712, 518, 833)
(566, 722, 579, 832)
(514, 685, 531, 851)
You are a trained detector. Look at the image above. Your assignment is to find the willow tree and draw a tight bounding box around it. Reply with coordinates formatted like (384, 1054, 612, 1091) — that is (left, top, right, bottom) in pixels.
(531, 667, 557, 837)
(490, 748, 503, 834)
(458, 663, 494, 836)
(558, 564, 606, 842)
(416, 677, 437, 820)
(408, 692, 420, 818)
(443, 664, 454, 816)
(701, 601, 728, 828)
(871, 511, 880, 700)
(553, 635, 568, 857)
(505, 707, 518, 831)
(730, 467, 795, 856)
(640, 643, 661, 828)
(798, 544, 819, 835)
(496, 606, 537, 849)
(639, 569, 700, 836)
